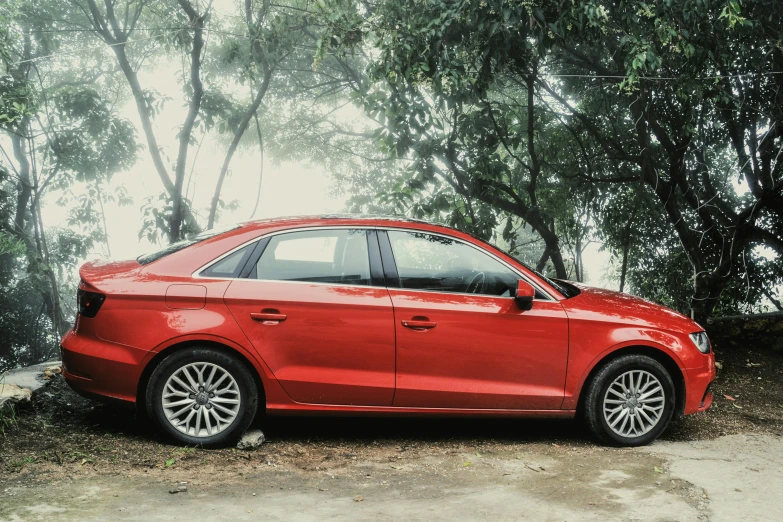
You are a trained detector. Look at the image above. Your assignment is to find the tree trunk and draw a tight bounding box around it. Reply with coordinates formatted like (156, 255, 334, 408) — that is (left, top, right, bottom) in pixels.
(11, 134, 32, 236)
(524, 63, 568, 280)
(618, 212, 635, 293)
(95, 181, 111, 257)
(535, 247, 550, 272)
(171, 2, 206, 242)
(84, 0, 202, 241)
(248, 113, 265, 219)
(207, 68, 272, 229)
(10, 126, 69, 338)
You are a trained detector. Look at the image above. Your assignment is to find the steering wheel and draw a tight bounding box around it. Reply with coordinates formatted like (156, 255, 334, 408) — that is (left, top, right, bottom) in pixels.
(465, 272, 485, 294)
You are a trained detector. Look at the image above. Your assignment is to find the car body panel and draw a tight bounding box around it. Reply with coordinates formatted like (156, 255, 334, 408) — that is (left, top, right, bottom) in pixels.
(223, 279, 396, 406)
(389, 289, 569, 409)
(559, 284, 715, 412)
(61, 215, 715, 423)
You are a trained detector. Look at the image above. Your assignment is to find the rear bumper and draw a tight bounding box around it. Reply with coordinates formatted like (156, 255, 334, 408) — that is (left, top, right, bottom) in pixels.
(60, 329, 146, 404)
(683, 352, 716, 415)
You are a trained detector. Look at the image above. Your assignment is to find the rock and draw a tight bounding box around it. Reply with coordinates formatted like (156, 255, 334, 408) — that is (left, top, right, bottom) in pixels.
(1, 360, 62, 392)
(169, 482, 188, 494)
(237, 430, 265, 450)
(43, 366, 62, 380)
(0, 382, 32, 410)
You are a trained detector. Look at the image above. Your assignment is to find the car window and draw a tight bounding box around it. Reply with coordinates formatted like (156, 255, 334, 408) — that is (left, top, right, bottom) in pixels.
(387, 231, 522, 297)
(251, 229, 371, 286)
(201, 242, 256, 278)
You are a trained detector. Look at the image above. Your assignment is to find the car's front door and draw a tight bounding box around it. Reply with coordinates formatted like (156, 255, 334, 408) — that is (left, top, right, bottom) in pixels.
(380, 230, 569, 410)
(223, 228, 396, 406)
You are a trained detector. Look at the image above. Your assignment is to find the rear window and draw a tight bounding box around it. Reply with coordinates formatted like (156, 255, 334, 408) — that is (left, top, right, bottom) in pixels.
(201, 242, 256, 278)
(137, 225, 239, 265)
(251, 229, 371, 286)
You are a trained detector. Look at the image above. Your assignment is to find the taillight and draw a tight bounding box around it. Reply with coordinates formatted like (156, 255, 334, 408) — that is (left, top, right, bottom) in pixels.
(77, 288, 106, 318)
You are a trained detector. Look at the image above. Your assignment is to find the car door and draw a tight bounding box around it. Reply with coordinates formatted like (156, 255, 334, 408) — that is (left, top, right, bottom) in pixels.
(222, 228, 396, 406)
(379, 229, 569, 410)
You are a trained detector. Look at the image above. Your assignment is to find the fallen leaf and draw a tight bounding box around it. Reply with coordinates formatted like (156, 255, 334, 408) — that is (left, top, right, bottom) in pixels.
(354, 496, 363, 502)
(732, 403, 743, 409)
(723, 394, 736, 401)
(463, 461, 472, 467)
(654, 466, 664, 473)
(552, 443, 561, 448)
(165, 459, 175, 467)
(715, 361, 723, 370)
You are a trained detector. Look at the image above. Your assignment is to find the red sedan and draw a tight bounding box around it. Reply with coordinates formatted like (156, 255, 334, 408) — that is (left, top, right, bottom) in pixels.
(61, 216, 715, 447)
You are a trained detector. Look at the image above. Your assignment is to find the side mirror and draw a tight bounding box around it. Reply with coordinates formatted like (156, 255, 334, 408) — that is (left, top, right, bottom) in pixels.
(514, 280, 535, 310)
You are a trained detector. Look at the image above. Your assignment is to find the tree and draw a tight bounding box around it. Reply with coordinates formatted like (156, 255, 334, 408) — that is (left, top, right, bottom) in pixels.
(321, 0, 783, 321)
(543, 0, 783, 321)
(0, 2, 138, 369)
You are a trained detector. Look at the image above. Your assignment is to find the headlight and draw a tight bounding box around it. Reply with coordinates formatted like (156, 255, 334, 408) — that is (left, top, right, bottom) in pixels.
(689, 331, 711, 354)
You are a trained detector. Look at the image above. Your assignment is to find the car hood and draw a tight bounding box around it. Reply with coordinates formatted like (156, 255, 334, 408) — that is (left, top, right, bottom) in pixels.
(560, 283, 699, 334)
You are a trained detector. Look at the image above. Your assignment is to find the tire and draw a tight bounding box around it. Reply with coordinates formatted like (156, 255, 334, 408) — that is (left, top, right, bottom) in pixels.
(583, 354, 676, 447)
(146, 347, 258, 447)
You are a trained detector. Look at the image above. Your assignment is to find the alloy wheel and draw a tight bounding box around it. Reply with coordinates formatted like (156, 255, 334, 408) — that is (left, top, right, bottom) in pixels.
(603, 369, 665, 438)
(161, 362, 241, 438)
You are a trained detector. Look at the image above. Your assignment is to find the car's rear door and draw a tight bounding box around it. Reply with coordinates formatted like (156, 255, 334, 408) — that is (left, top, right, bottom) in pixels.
(379, 229, 569, 410)
(222, 228, 396, 406)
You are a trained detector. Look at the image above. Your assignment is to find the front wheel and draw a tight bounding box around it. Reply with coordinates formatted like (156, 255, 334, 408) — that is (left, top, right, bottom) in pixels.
(583, 354, 676, 447)
(146, 347, 258, 446)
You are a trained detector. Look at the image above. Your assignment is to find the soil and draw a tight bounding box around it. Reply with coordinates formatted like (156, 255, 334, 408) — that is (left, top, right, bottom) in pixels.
(1, 344, 781, 482)
(0, 344, 781, 521)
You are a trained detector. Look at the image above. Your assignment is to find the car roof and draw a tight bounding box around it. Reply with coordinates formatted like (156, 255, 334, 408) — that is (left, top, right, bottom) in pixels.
(237, 214, 461, 235)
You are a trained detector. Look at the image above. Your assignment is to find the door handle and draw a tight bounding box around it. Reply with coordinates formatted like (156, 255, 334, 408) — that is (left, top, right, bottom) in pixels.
(401, 319, 437, 330)
(250, 310, 287, 323)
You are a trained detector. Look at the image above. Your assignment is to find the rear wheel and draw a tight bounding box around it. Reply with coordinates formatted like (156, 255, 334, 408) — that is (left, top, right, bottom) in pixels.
(583, 354, 676, 447)
(146, 347, 258, 446)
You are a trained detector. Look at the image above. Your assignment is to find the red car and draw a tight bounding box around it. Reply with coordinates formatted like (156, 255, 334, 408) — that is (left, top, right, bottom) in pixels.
(61, 216, 715, 447)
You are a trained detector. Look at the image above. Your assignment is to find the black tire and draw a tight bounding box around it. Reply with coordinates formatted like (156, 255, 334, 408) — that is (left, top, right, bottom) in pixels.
(146, 347, 258, 447)
(583, 354, 676, 447)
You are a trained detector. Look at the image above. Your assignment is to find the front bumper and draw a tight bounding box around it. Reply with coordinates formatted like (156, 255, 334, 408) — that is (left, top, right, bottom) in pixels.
(683, 352, 716, 415)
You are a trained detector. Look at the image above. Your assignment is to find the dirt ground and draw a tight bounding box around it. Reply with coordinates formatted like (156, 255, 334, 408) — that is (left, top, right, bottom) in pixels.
(1, 344, 782, 521)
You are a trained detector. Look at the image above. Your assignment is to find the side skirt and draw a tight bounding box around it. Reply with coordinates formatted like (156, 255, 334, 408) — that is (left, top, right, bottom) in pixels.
(266, 404, 576, 418)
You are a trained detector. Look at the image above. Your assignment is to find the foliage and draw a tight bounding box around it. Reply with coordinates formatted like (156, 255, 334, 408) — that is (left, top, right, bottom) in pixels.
(320, 0, 783, 321)
(2, 0, 783, 371)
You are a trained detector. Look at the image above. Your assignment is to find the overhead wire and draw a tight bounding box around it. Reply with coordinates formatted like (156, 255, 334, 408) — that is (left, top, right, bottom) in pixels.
(6, 25, 783, 82)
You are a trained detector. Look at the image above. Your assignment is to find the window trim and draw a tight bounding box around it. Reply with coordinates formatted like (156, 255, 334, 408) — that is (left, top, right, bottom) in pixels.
(191, 225, 557, 300)
(193, 227, 382, 289)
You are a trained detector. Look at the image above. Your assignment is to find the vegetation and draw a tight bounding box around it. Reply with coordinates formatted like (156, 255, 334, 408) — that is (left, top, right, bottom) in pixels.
(1, 0, 781, 370)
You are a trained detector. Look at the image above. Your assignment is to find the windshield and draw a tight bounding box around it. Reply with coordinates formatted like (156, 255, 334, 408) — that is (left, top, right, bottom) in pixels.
(137, 225, 239, 265)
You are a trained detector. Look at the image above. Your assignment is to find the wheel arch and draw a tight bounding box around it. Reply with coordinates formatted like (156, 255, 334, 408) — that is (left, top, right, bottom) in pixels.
(575, 345, 686, 417)
(136, 338, 266, 415)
